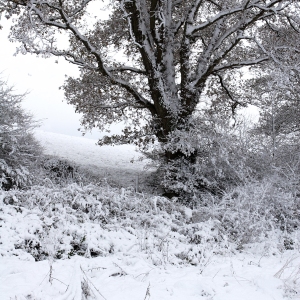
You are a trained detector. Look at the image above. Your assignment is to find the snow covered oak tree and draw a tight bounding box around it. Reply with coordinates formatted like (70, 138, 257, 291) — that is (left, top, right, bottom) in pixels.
(2, 0, 300, 195)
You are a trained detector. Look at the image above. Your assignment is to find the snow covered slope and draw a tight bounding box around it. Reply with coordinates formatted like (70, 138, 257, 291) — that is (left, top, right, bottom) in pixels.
(34, 130, 152, 188)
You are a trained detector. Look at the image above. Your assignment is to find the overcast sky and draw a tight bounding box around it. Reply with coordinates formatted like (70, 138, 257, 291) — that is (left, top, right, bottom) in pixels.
(0, 18, 107, 140)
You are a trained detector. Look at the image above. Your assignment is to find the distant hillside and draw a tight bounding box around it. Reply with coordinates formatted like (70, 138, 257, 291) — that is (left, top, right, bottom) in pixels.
(34, 130, 152, 189)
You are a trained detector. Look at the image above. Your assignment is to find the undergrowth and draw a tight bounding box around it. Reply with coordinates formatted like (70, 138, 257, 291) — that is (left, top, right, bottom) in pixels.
(1, 171, 300, 266)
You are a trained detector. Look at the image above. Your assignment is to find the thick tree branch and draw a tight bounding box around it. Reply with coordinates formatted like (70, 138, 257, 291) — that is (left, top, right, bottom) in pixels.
(108, 66, 147, 74)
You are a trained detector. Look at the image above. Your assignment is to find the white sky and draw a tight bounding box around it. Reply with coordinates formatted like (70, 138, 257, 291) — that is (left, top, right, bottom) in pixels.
(0, 16, 107, 140)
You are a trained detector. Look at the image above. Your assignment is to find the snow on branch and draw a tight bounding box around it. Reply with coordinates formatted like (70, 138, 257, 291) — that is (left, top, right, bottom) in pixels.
(107, 66, 147, 75)
(213, 57, 269, 72)
(188, 5, 249, 35)
(188, 0, 290, 37)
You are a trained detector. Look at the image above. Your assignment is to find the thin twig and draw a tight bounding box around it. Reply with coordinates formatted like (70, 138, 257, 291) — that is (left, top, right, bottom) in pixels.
(143, 283, 151, 300)
(80, 265, 108, 300)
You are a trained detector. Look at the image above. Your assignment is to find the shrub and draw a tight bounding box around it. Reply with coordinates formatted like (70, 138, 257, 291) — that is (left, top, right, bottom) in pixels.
(154, 115, 255, 204)
(0, 78, 42, 190)
(192, 178, 300, 250)
(42, 157, 77, 181)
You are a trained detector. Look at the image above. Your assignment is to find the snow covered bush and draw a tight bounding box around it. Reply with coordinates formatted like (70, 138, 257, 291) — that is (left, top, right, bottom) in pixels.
(41, 156, 78, 184)
(1, 172, 299, 265)
(0, 180, 235, 264)
(155, 114, 255, 203)
(192, 178, 300, 250)
(0, 79, 42, 190)
(0, 159, 31, 190)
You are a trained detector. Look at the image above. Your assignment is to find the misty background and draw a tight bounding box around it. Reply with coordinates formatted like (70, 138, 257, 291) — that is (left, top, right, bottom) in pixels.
(0, 18, 110, 140)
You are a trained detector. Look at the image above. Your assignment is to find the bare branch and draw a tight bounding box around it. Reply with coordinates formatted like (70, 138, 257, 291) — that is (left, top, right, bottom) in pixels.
(215, 73, 244, 115)
(213, 57, 269, 72)
(286, 16, 300, 33)
(216, 73, 235, 102)
(189, 5, 247, 34)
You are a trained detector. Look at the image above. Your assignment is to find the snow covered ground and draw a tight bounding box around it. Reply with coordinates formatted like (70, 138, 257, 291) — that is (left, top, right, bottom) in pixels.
(1, 131, 299, 300)
(2, 252, 299, 300)
(34, 130, 153, 189)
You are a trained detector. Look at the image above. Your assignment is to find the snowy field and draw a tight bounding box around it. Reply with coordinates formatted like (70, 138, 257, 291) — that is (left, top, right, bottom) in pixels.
(1, 131, 299, 300)
(2, 252, 299, 300)
(34, 130, 151, 189)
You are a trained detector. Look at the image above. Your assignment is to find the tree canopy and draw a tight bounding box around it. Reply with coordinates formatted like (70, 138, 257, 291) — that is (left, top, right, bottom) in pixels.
(2, 0, 300, 196)
(2, 1, 299, 144)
